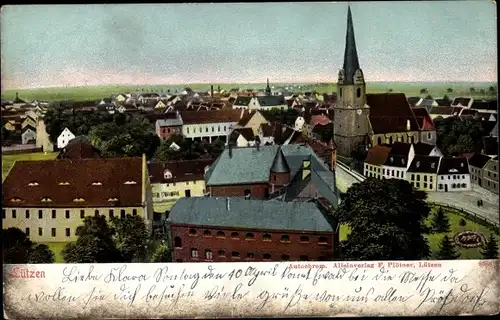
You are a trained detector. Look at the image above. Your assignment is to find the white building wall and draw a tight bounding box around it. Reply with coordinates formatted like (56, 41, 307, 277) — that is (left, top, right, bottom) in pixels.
(182, 122, 236, 140)
(57, 128, 75, 149)
(436, 173, 471, 192)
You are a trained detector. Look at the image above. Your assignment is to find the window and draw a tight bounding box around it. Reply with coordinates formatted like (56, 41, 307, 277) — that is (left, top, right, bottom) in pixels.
(339, 88, 342, 97)
(38, 228, 43, 236)
(424, 183, 428, 188)
(191, 248, 198, 258)
(231, 232, 239, 239)
(218, 250, 226, 257)
(232, 251, 240, 258)
(186, 127, 189, 134)
(452, 183, 456, 188)
(281, 254, 290, 261)
(300, 255, 308, 261)
(318, 236, 328, 244)
(263, 253, 271, 260)
(205, 127, 208, 132)
(12, 210, 17, 219)
(247, 253, 254, 259)
(427, 132, 431, 139)
(25, 210, 30, 219)
(51, 228, 56, 237)
(65, 228, 70, 237)
(120, 209, 126, 218)
(424, 175, 427, 182)
(25, 228, 30, 236)
(461, 183, 467, 188)
(132, 209, 137, 216)
(216, 231, 225, 238)
(109, 209, 114, 218)
(204, 230, 212, 237)
(411, 174, 415, 181)
(189, 229, 197, 236)
(281, 235, 290, 242)
(263, 234, 272, 242)
(95, 209, 99, 216)
(438, 184, 443, 190)
(245, 232, 255, 240)
(416, 182, 420, 188)
(38, 210, 43, 219)
(356, 88, 361, 98)
(205, 249, 213, 260)
(174, 237, 182, 248)
(300, 236, 310, 243)
(211, 127, 214, 132)
(2, 209, 5, 219)
(65, 210, 70, 219)
(416, 175, 420, 181)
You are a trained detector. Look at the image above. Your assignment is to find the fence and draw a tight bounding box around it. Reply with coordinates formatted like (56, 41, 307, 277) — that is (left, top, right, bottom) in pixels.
(429, 201, 499, 233)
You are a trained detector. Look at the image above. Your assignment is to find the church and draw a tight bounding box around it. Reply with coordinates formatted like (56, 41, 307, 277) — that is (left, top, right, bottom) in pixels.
(333, 6, 437, 159)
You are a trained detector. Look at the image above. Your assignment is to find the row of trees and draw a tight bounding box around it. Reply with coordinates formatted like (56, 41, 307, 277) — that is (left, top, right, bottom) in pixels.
(434, 117, 485, 157)
(154, 134, 225, 162)
(4, 214, 171, 264)
(43, 103, 161, 159)
(332, 178, 498, 260)
(420, 86, 496, 95)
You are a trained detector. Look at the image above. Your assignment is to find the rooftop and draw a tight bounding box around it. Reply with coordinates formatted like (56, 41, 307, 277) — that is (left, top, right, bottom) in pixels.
(169, 197, 333, 233)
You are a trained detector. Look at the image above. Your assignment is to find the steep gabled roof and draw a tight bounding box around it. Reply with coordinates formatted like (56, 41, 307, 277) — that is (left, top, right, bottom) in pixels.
(365, 145, 391, 166)
(270, 147, 290, 173)
(468, 153, 492, 169)
(407, 155, 440, 173)
(366, 93, 420, 134)
(341, 6, 361, 85)
(179, 109, 242, 125)
(438, 157, 469, 175)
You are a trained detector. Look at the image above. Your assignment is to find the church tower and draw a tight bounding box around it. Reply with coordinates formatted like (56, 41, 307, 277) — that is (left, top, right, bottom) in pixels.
(334, 6, 371, 158)
(265, 78, 272, 96)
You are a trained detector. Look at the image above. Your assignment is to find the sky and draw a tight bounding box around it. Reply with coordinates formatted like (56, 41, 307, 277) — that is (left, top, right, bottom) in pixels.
(1, 1, 497, 89)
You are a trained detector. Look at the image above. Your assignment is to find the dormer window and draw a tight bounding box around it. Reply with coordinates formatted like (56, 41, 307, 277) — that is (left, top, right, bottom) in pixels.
(431, 163, 436, 169)
(92, 182, 102, 186)
(73, 198, 85, 202)
(58, 182, 70, 185)
(108, 197, 119, 202)
(28, 182, 39, 186)
(460, 162, 464, 167)
(124, 181, 137, 185)
(390, 157, 394, 163)
(416, 161, 420, 168)
(164, 170, 173, 180)
(401, 159, 405, 165)
(40, 197, 52, 202)
(10, 197, 22, 202)
(204, 166, 210, 174)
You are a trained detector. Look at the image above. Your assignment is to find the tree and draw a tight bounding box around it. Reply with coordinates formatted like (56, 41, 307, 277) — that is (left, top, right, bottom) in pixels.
(3, 227, 34, 263)
(110, 214, 149, 262)
(424, 95, 433, 100)
(480, 234, 499, 259)
(333, 178, 431, 260)
(447, 88, 453, 93)
(479, 89, 485, 95)
(420, 88, 428, 94)
(488, 86, 496, 95)
(430, 207, 450, 233)
(62, 215, 121, 263)
(387, 88, 393, 93)
(434, 117, 483, 156)
(151, 244, 172, 262)
(469, 87, 475, 94)
(28, 244, 55, 263)
(435, 235, 460, 260)
(442, 94, 451, 102)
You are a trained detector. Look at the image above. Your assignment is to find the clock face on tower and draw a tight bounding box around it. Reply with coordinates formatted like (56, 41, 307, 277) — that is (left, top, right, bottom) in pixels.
(357, 109, 362, 115)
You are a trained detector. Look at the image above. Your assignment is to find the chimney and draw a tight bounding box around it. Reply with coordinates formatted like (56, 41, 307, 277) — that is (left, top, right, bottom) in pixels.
(211, 85, 214, 97)
(406, 119, 411, 131)
(226, 197, 230, 210)
(228, 143, 233, 158)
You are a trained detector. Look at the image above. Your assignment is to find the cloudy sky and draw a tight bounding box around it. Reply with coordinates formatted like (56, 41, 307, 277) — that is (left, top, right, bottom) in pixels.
(1, 1, 497, 89)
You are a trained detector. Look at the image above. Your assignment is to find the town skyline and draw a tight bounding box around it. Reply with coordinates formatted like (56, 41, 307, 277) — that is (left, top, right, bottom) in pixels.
(1, 1, 497, 89)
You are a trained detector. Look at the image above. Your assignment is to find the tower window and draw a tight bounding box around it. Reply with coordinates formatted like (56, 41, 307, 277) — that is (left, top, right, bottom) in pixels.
(356, 88, 361, 98)
(339, 88, 342, 97)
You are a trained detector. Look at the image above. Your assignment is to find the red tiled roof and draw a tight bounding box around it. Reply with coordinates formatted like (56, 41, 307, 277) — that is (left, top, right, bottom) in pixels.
(411, 107, 436, 131)
(57, 142, 101, 159)
(148, 159, 214, 183)
(180, 109, 242, 125)
(366, 93, 420, 134)
(2, 158, 143, 208)
(365, 145, 391, 165)
(310, 115, 330, 128)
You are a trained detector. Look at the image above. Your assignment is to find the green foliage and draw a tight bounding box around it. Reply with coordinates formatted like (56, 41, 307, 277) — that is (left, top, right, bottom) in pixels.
(447, 88, 453, 93)
(62, 215, 121, 263)
(459, 218, 467, 227)
(2, 227, 55, 264)
(89, 120, 160, 159)
(424, 95, 433, 100)
(28, 244, 55, 263)
(333, 178, 431, 260)
(110, 214, 149, 262)
(481, 233, 499, 259)
(154, 135, 223, 161)
(435, 235, 460, 260)
(151, 244, 172, 262)
(431, 207, 451, 233)
(435, 117, 484, 156)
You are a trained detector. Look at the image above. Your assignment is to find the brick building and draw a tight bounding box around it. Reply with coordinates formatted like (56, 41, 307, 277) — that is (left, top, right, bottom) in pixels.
(204, 144, 339, 206)
(167, 197, 338, 262)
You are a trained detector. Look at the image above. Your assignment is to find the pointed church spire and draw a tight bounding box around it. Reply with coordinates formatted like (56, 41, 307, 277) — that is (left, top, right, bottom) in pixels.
(342, 5, 361, 85)
(265, 78, 272, 96)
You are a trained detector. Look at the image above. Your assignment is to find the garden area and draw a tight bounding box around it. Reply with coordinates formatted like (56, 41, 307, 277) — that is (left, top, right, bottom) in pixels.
(339, 205, 499, 260)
